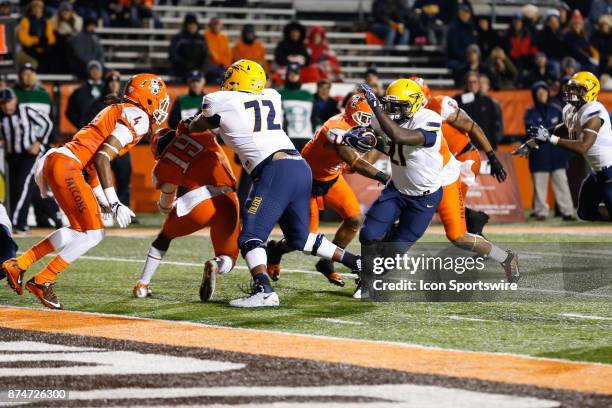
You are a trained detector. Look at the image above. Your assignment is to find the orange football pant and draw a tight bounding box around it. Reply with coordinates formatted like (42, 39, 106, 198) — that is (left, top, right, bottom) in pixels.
(309, 175, 362, 232)
(438, 178, 467, 241)
(162, 192, 240, 261)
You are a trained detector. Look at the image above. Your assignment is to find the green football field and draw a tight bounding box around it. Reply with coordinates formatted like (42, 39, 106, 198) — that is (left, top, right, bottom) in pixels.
(2, 218, 611, 365)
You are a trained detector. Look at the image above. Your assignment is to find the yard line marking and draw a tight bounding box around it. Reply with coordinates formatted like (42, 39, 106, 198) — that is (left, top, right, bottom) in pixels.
(1, 307, 611, 395)
(319, 318, 364, 326)
(559, 313, 612, 321)
(448, 315, 495, 322)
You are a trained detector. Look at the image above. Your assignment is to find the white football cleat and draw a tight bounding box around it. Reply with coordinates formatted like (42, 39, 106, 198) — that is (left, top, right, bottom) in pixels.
(133, 282, 152, 298)
(200, 259, 218, 302)
(229, 289, 280, 308)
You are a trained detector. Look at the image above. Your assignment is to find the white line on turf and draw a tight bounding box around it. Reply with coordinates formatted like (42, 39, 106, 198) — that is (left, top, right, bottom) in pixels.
(447, 315, 495, 322)
(558, 313, 612, 321)
(319, 318, 364, 326)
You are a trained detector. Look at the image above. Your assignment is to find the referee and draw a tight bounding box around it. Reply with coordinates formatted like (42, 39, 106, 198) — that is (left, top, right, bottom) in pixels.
(0, 88, 52, 233)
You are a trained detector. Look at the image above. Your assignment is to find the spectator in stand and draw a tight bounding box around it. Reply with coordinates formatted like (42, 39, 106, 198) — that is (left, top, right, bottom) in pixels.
(17, 0, 56, 72)
(522, 52, 556, 87)
(85, 69, 121, 121)
(521, 4, 540, 36)
(446, 4, 477, 70)
(561, 56, 579, 77)
(311, 79, 339, 130)
(412, 1, 446, 45)
(204, 17, 233, 84)
(591, 14, 612, 74)
(476, 16, 500, 58)
(108, 0, 132, 27)
(274, 21, 310, 69)
(524, 81, 574, 221)
(304, 25, 342, 82)
(564, 11, 598, 72)
(51, 2, 83, 72)
(168, 70, 206, 129)
(128, 0, 161, 28)
(600, 54, 612, 89)
(0, 1, 11, 17)
(74, 1, 110, 27)
(558, 2, 572, 30)
(589, 0, 612, 27)
(537, 9, 565, 77)
(454, 71, 502, 149)
(503, 13, 539, 75)
(486, 46, 518, 89)
(370, 0, 409, 46)
(277, 63, 314, 152)
(69, 17, 105, 78)
(169, 14, 208, 81)
(13, 63, 52, 118)
(454, 44, 496, 88)
(66, 60, 104, 129)
(232, 24, 268, 71)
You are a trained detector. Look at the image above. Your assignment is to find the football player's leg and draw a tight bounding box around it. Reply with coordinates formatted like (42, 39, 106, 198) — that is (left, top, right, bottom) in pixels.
(0, 205, 17, 281)
(577, 173, 604, 221)
(600, 168, 612, 220)
(209, 193, 240, 273)
(390, 188, 443, 252)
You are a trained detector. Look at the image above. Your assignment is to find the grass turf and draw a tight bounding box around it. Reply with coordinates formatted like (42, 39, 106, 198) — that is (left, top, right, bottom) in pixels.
(2, 218, 611, 365)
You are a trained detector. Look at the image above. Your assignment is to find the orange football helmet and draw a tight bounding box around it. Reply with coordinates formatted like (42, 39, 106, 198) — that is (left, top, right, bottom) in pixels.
(150, 127, 175, 159)
(409, 76, 431, 106)
(124, 73, 170, 125)
(345, 93, 373, 127)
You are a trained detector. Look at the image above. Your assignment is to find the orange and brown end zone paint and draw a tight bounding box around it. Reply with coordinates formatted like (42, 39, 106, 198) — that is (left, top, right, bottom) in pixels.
(0, 306, 611, 395)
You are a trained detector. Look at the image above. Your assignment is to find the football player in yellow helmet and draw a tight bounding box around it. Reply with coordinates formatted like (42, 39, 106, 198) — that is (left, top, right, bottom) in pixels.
(382, 78, 424, 121)
(520, 71, 612, 221)
(221, 59, 266, 93)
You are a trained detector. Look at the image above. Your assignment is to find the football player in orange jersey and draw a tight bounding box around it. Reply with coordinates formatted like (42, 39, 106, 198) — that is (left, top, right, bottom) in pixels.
(267, 94, 388, 286)
(1, 73, 170, 309)
(132, 124, 240, 301)
(412, 76, 507, 235)
(411, 77, 519, 282)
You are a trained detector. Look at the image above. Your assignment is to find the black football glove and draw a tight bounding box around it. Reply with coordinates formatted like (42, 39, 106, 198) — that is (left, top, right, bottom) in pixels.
(486, 151, 507, 183)
(358, 83, 381, 111)
(527, 125, 551, 145)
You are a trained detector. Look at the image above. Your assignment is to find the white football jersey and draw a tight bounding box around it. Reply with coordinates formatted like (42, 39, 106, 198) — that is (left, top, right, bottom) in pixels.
(202, 89, 295, 173)
(384, 107, 444, 196)
(563, 101, 612, 171)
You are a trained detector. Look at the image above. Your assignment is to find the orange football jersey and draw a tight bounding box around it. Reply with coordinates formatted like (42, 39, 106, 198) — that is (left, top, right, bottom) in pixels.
(65, 102, 150, 168)
(302, 114, 352, 181)
(427, 95, 470, 156)
(153, 130, 236, 190)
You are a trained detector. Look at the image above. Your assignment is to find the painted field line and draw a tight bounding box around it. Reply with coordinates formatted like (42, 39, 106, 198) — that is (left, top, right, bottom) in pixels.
(1, 306, 611, 395)
(559, 313, 612, 321)
(319, 318, 364, 326)
(448, 315, 495, 323)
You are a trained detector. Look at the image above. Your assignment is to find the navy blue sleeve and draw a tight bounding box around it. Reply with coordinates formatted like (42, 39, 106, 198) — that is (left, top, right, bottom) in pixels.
(419, 129, 438, 148)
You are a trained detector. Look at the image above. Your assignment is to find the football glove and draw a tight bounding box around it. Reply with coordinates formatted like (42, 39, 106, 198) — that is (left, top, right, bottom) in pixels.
(92, 185, 113, 221)
(343, 126, 377, 153)
(527, 125, 551, 145)
(486, 151, 507, 183)
(111, 202, 135, 229)
(358, 83, 381, 110)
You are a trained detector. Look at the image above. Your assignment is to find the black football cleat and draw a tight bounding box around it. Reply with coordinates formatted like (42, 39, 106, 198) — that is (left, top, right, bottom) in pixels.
(315, 259, 345, 287)
(502, 250, 520, 283)
(25, 278, 64, 309)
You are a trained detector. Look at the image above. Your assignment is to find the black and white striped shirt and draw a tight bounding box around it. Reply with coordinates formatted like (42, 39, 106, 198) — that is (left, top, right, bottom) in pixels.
(0, 105, 52, 155)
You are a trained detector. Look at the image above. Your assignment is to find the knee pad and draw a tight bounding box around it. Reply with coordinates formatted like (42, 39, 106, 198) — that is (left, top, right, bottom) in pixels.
(301, 233, 324, 255)
(152, 233, 172, 252)
(239, 239, 265, 258)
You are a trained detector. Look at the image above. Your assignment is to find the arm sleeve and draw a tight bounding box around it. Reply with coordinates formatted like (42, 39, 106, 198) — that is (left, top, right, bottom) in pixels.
(17, 19, 38, 47)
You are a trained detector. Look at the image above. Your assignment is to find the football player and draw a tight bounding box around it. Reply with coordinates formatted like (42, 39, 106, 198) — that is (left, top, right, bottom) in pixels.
(133, 124, 240, 301)
(357, 79, 444, 297)
(522, 72, 612, 221)
(0, 203, 17, 280)
(413, 76, 507, 235)
(1, 73, 169, 309)
(267, 94, 388, 286)
(189, 59, 361, 307)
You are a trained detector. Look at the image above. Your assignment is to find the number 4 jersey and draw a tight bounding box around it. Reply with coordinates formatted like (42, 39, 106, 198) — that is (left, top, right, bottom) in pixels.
(201, 89, 295, 173)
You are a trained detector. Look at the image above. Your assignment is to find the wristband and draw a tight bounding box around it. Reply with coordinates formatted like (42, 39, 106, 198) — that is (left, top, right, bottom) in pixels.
(103, 187, 119, 204)
(375, 171, 388, 183)
(550, 135, 560, 145)
(486, 150, 495, 159)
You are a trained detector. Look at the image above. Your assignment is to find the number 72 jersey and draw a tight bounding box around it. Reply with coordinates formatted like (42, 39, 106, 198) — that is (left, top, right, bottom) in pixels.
(202, 89, 296, 174)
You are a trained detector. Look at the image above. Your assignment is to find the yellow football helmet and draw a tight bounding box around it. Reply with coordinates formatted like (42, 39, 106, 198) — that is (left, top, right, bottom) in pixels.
(563, 71, 600, 106)
(383, 79, 424, 121)
(222, 59, 266, 93)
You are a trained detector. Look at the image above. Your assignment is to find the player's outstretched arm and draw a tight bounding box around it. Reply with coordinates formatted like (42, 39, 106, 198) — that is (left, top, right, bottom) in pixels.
(359, 83, 426, 146)
(189, 112, 220, 133)
(94, 135, 135, 228)
(335, 145, 388, 183)
(529, 119, 600, 155)
(158, 182, 177, 215)
(448, 108, 507, 182)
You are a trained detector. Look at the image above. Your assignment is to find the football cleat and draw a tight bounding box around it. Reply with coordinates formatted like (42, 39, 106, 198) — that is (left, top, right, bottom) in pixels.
(502, 250, 520, 283)
(229, 285, 279, 308)
(133, 282, 152, 298)
(25, 278, 63, 310)
(199, 259, 218, 302)
(352, 278, 363, 299)
(266, 240, 283, 281)
(2, 258, 25, 295)
(315, 259, 345, 287)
